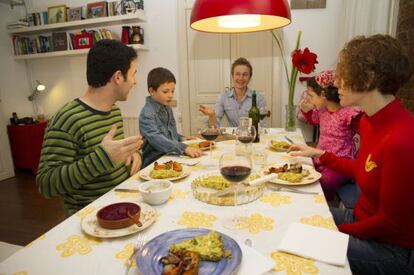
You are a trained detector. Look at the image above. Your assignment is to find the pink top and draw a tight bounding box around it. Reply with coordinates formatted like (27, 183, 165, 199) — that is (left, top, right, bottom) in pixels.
(302, 107, 362, 165)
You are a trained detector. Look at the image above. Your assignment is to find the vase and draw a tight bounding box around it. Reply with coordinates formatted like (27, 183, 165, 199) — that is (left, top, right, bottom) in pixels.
(285, 104, 297, 132)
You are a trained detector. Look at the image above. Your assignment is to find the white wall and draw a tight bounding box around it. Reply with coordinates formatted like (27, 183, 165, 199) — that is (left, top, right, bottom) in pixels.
(280, 0, 343, 140)
(0, 0, 180, 128)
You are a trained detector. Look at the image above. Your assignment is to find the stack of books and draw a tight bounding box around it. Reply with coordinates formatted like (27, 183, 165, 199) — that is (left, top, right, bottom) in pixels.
(7, 20, 29, 29)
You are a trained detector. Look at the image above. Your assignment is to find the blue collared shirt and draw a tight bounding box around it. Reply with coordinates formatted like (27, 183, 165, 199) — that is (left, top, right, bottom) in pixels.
(139, 96, 187, 167)
(215, 88, 267, 127)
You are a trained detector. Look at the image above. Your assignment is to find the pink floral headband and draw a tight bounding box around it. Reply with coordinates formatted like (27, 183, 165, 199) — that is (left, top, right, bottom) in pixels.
(315, 70, 335, 88)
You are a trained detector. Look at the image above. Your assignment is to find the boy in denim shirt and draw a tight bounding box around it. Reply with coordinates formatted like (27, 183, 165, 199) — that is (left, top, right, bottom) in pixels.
(139, 67, 203, 167)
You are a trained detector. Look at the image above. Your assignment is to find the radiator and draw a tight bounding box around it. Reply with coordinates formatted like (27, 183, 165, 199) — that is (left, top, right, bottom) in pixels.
(122, 117, 139, 137)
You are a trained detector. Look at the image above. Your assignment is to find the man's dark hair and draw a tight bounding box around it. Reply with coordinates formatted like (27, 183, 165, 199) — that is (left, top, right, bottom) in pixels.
(87, 39, 137, 88)
(147, 67, 176, 91)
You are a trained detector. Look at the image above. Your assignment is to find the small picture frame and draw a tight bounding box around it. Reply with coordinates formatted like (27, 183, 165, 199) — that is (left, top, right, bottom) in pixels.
(48, 5, 67, 24)
(68, 7, 82, 21)
(87, 1, 108, 19)
(291, 0, 326, 9)
(74, 33, 94, 49)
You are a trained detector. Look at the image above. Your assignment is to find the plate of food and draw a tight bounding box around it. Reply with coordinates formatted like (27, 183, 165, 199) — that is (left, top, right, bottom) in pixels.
(136, 228, 242, 275)
(81, 202, 156, 238)
(191, 172, 263, 206)
(186, 140, 216, 151)
(138, 161, 191, 181)
(269, 139, 291, 152)
(263, 163, 321, 186)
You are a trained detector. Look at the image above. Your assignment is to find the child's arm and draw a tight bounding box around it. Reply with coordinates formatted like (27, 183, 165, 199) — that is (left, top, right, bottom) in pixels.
(301, 109, 319, 125)
(139, 112, 187, 155)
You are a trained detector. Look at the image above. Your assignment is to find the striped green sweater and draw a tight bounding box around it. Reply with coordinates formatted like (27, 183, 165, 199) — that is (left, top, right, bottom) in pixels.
(37, 99, 130, 216)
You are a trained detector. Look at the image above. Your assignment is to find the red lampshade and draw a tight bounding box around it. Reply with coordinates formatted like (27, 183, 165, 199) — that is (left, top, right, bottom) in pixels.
(190, 0, 291, 33)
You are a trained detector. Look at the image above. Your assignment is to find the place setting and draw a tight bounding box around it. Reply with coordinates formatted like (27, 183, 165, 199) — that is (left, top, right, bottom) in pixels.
(80, 201, 157, 239)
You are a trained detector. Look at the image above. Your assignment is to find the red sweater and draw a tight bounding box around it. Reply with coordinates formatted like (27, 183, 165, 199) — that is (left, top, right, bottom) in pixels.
(320, 99, 414, 247)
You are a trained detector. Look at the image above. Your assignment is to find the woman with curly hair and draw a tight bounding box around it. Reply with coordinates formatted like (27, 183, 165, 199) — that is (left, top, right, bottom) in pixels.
(289, 34, 414, 274)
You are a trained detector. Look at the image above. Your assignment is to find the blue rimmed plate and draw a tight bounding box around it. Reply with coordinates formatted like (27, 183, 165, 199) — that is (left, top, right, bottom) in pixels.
(136, 228, 242, 275)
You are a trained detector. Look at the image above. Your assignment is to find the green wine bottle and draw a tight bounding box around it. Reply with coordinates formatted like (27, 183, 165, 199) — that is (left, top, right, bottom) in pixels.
(249, 90, 260, 143)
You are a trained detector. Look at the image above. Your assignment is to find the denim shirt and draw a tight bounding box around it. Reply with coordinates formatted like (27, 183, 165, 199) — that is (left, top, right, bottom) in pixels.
(139, 96, 187, 167)
(215, 88, 267, 127)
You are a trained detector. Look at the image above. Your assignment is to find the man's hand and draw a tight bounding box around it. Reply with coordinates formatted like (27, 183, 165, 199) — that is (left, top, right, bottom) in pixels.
(184, 147, 203, 158)
(198, 105, 215, 116)
(125, 152, 142, 175)
(101, 125, 143, 165)
(288, 144, 325, 158)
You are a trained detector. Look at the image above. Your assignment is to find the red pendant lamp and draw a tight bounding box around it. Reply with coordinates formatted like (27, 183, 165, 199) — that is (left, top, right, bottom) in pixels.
(190, 0, 291, 33)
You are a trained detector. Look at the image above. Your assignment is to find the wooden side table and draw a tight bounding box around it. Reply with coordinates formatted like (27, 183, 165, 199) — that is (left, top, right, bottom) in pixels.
(7, 121, 47, 174)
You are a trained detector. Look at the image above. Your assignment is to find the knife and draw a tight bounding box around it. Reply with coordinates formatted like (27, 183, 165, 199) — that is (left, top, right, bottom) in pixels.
(212, 174, 278, 197)
(284, 135, 294, 144)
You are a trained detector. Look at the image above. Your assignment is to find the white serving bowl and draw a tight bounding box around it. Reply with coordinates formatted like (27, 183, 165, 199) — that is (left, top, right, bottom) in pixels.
(138, 180, 173, 205)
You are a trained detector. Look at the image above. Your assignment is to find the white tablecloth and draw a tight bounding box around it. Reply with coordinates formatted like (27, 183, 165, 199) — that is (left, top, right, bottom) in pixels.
(0, 129, 352, 275)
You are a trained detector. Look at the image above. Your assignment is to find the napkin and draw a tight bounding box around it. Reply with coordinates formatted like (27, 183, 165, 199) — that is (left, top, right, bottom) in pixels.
(278, 222, 349, 266)
(238, 243, 274, 275)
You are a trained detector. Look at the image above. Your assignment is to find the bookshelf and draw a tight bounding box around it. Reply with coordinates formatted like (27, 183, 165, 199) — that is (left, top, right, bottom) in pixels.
(13, 44, 148, 60)
(9, 12, 147, 60)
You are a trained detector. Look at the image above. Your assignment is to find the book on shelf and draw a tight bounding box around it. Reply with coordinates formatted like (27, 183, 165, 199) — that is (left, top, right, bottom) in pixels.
(52, 32, 68, 51)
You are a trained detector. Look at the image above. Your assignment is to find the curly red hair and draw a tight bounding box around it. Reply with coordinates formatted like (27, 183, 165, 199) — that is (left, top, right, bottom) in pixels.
(336, 34, 412, 95)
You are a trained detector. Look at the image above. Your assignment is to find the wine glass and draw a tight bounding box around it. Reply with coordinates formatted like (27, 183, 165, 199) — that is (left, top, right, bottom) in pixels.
(200, 125, 221, 166)
(235, 119, 256, 156)
(219, 152, 252, 230)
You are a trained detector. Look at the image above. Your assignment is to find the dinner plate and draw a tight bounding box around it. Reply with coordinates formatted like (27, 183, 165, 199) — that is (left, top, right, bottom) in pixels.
(137, 163, 191, 181)
(185, 140, 216, 151)
(136, 228, 242, 275)
(263, 164, 321, 186)
(268, 139, 291, 152)
(81, 202, 156, 238)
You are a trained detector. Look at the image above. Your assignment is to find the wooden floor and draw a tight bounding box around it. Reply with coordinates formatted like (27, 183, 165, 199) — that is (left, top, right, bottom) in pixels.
(0, 170, 65, 246)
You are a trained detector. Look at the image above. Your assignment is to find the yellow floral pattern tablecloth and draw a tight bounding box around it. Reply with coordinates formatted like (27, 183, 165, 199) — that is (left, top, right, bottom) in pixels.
(0, 129, 351, 275)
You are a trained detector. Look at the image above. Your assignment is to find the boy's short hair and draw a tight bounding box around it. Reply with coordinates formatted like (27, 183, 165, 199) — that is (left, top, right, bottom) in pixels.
(147, 67, 176, 91)
(87, 39, 137, 88)
(231, 57, 253, 77)
(337, 34, 412, 95)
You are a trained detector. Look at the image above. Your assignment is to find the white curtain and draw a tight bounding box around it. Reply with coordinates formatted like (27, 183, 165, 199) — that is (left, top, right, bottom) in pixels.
(339, 0, 399, 47)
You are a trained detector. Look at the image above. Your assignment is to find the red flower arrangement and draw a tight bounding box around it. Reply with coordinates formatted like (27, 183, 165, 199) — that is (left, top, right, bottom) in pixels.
(288, 32, 318, 108)
(292, 48, 318, 74)
(272, 30, 318, 130)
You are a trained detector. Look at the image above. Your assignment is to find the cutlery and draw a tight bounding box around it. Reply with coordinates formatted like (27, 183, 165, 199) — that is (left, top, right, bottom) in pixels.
(124, 234, 146, 275)
(268, 184, 318, 195)
(114, 188, 140, 193)
(284, 135, 294, 144)
(212, 174, 278, 197)
(177, 160, 201, 166)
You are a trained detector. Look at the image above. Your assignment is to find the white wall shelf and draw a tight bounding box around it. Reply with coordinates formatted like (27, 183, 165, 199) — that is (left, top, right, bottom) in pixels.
(8, 11, 146, 35)
(9, 11, 148, 60)
(13, 44, 147, 60)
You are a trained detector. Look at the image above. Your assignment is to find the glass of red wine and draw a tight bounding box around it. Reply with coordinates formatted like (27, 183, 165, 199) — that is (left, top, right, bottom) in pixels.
(235, 118, 256, 155)
(219, 152, 252, 230)
(200, 126, 221, 166)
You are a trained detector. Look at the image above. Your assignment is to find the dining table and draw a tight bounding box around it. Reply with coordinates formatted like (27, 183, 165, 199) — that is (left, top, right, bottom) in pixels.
(0, 128, 352, 275)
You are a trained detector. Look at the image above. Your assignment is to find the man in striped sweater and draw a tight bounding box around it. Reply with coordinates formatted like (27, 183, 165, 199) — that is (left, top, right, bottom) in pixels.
(37, 40, 143, 216)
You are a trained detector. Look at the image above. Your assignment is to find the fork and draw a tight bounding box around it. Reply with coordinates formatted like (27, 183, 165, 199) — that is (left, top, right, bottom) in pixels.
(268, 184, 318, 195)
(124, 234, 146, 275)
(177, 160, 201, 166)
